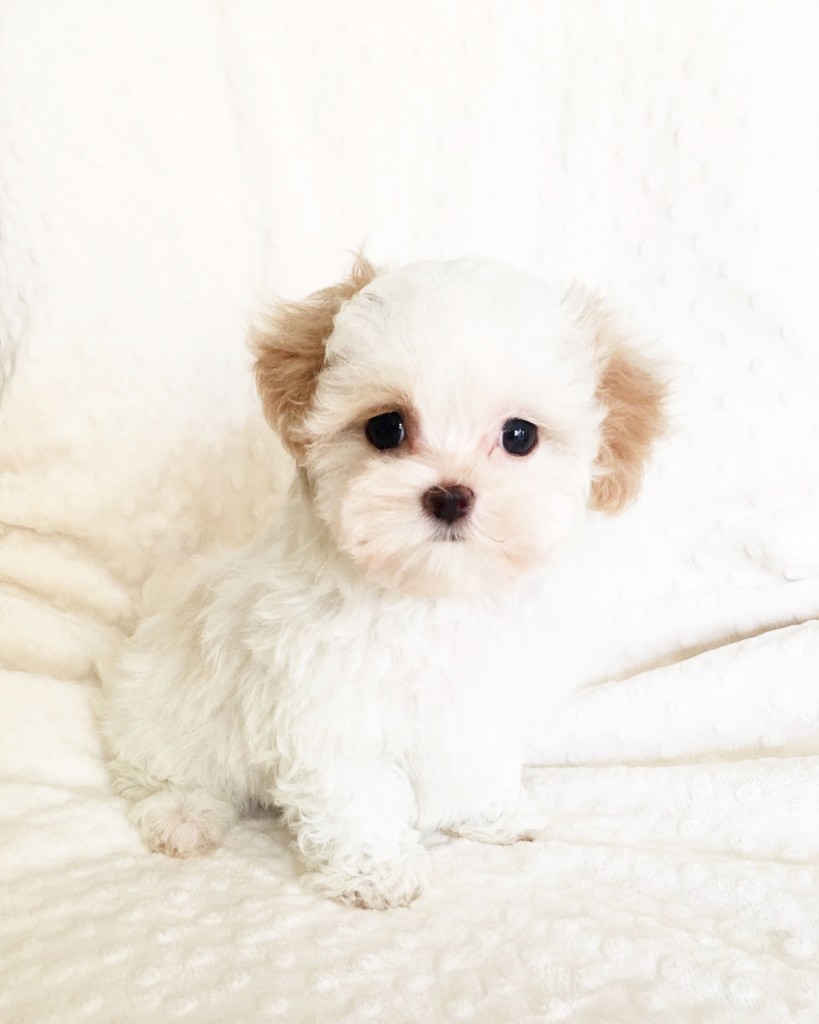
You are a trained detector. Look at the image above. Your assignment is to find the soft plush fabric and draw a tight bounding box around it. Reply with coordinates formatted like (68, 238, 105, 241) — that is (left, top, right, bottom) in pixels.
(3, 630, 819, 1023)
(1, 1, 818, 1021)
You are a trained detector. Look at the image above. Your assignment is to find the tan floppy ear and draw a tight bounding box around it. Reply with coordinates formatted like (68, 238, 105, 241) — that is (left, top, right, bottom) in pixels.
(579, 295, 667, 514)
(250, 254, 376, 458)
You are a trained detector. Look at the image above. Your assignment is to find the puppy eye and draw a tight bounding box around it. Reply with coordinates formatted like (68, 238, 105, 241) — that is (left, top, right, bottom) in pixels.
(365, 411, 406, 451)
(501, 418, 538, 456)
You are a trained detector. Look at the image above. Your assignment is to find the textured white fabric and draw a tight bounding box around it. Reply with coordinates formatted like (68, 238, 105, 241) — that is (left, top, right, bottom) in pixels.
(3, 629, 819, 1023)
(1, 0, 819, 1020)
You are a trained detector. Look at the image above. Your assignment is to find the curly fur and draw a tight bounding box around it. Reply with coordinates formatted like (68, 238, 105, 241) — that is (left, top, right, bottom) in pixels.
(99, 257, 666, 909)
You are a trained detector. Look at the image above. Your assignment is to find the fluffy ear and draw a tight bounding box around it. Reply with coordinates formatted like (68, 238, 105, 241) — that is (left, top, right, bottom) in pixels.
(576, 294, 667, 514)
(250, 254, 376, 458)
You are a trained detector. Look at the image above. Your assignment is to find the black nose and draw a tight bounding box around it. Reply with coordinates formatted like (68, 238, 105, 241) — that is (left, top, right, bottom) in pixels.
(421, 484, 474, 524)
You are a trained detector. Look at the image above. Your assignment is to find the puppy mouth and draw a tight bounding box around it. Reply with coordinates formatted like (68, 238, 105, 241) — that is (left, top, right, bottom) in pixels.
(431, 524, 468, 543)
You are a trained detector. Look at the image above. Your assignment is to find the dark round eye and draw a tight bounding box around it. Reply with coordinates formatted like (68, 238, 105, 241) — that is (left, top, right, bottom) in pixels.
(365, 411, 406, 451)
(501, 418, 538, 456)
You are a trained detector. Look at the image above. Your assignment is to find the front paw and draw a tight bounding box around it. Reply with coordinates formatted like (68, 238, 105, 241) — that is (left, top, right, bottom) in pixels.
(303, 850, 428, 910)
(446, 802, 547, 846)
(130, 789, 237, 858)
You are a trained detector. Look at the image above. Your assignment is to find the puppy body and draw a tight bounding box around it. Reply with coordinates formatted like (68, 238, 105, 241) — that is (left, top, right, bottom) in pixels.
(100, 258, 665, 909)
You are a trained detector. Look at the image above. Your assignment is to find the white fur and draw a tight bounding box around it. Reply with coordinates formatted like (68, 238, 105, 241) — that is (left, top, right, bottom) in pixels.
(99, 258, 651, 909)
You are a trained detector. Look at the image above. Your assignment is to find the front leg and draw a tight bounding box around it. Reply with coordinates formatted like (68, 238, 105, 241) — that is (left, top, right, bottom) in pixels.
(274, 758, 427, 910)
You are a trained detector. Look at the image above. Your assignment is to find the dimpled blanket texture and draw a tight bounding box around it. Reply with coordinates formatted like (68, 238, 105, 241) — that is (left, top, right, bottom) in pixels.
(2, 2, 819, 1023)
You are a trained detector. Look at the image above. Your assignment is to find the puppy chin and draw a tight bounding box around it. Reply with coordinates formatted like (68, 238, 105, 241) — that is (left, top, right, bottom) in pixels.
(350, 541, 528, 600)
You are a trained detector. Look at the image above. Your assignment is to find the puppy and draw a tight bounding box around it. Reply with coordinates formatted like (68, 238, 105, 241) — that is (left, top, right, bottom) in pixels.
(99, 256, 665, 909)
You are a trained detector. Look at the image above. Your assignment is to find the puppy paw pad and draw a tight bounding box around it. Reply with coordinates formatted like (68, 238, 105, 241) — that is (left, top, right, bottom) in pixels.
(149, 814, 222, 857)
(303, 863, 425, 910)
(131, 792, 236, 858)
(447, 815, 547, 845)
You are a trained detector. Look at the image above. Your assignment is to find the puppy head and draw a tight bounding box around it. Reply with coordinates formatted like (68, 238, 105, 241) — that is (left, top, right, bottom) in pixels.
(252, 257, 665, 597)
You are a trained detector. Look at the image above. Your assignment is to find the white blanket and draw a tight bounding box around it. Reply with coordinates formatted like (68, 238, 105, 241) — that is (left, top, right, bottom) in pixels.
(1, 2, 819, 1021)
(3, 628, 819, 1023)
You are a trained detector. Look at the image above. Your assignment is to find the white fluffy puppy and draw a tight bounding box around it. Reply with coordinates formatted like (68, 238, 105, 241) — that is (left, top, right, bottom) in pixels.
(99, 256, 665, 909)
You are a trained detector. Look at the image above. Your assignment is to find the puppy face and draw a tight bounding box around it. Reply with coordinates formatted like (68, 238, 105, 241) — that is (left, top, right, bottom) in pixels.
(253, 257, 665, 598)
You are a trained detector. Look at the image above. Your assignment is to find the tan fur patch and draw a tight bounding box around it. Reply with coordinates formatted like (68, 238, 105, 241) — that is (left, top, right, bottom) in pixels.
(585, 301, 667, 513)
(250, 253, 376, 457)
